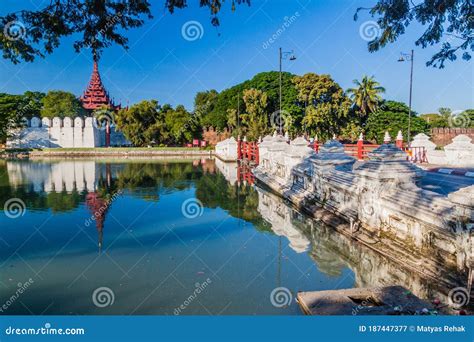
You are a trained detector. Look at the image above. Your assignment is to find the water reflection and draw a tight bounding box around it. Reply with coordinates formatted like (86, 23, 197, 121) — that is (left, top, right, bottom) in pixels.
(0, 159, 459, 314)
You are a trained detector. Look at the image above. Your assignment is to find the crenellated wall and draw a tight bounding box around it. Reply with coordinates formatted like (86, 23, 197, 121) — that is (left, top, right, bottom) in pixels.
(6, 116, 131, 148)
(431, 128, 474, 146)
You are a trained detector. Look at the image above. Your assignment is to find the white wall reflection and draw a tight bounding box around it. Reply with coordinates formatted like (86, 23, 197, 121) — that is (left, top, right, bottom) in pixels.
(6, 160, 101, 193)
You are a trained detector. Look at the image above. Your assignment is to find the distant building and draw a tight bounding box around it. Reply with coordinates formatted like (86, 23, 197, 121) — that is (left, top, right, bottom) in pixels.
(80, 60, 121, 112)
(7, 61, 130, 149)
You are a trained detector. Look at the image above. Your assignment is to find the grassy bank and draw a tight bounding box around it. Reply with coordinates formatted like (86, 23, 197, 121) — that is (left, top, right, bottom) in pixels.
(1, 147, 214, 158)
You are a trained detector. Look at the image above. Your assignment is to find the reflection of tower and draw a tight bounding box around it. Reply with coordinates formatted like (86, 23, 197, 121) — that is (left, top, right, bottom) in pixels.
(86, 192, 109, 251)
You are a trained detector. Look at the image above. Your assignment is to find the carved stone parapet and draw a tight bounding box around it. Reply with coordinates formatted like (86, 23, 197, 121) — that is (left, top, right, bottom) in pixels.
(310, 139, 355, 175)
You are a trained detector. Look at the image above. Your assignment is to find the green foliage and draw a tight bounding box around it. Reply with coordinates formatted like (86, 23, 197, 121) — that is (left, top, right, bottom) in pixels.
(420, 113, 449, 128)
(293, 73, 351, 140)
(347, 76, 385, 116)
(164, 104, 199, 144)
(339, 116, 363, 142)
(194, 89, 222, 128)
(355, 1, 473, 68)
(20, 91, 45, 118)
(461, 109, 474, 128)
(0, 92, 43, 143)
(241, 88, 269, 140)
(115, 100, 163, 147)
(365, 100, 429, 143)
(421, 108, 474, 128)
(115, 100, 197, 147)
(41, 91, 84, 118)
(199, 71, 302, 132)
(195, 171, 267, 230)
(0, 1, 249, 63)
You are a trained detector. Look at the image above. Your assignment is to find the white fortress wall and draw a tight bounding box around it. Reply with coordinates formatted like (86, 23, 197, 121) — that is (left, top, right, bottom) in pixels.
(5, 116, 132, 148)
(84, 117, 98, 147)
(73, 117, 84, 148)
(60, 117, 75, 147)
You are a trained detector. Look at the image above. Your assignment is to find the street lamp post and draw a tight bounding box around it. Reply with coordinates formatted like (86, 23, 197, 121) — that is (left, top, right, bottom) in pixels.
(398, 49, 414, 146)
(279, 47, 296, 134)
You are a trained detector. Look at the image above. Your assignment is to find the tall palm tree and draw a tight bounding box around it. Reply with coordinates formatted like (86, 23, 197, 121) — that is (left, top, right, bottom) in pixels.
(347, 76, 385, 116)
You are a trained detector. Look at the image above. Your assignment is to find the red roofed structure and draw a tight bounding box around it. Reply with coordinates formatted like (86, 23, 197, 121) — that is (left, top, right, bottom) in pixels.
(80, 60, 120, 111)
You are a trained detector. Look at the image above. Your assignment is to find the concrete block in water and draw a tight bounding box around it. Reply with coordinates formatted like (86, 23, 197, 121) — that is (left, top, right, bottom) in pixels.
(297, 285, 434, 315)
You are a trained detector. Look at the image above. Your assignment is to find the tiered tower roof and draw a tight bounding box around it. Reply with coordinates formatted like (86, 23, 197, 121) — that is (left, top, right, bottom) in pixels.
(80, 61, 120, 111)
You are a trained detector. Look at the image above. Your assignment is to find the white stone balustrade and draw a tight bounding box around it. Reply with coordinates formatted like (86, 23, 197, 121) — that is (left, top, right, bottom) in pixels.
(214, 137, 238, 161)
(253, 137, 474, 272)
(411, 133, 474, 166)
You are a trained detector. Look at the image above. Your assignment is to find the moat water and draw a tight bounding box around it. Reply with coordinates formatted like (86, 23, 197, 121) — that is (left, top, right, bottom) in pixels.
(0, 158, 451, 315)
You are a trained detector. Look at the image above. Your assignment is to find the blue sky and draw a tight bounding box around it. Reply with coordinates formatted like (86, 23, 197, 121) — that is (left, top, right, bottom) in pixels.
(0, 0, 472, 114)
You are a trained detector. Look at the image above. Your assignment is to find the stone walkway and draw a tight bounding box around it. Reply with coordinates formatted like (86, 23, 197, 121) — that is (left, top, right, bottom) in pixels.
(420, 171, 474, 196)
(426, 167, 474, 177)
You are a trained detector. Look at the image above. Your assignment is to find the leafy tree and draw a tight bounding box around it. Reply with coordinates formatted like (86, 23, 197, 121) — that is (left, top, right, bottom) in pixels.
(93, 105, 114, 129)
(339, 116, 363, 142)
(115, 100, 164, 147)
(438, 107, 452, 119)
(20, 91, 45, 118)
(420, 107, 456, 128)
(365, 100, 429, 143)
(355, 0, 474, 68)
(164, 105, 196, 145)
(0, 93, 23, 143)
(293, 73, 351, 139)
(347, 76, 385, 117)
(0, 0, 250, 63)
(194, 89, 220, 128)
(420, 113, 449, 128)
(194, 90, 218, 116)
(448, 108, 474, 128)
(201, 71, 302, 132)
(241, 88, 269, 140)
(461, 109, 474, 128)
(226, 108, 237, 130)
(116, 100, 197, 146)
(40, 91, 84, 118)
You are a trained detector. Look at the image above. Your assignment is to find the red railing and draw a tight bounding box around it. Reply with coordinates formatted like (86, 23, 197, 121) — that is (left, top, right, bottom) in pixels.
(238, 140, 259, 165)
(343, 143, 380, 160)
(403, 146, 428, 163)
(237, 163, 255, 185)
(311, 139, 427, 163)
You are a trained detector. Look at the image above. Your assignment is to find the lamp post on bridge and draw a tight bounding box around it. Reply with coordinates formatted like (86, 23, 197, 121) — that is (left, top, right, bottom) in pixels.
(398, 49, 414, 146)
(279, 47, 296, 135)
